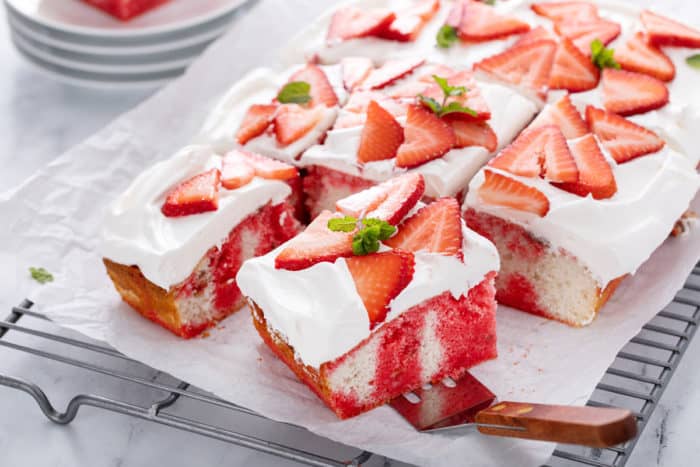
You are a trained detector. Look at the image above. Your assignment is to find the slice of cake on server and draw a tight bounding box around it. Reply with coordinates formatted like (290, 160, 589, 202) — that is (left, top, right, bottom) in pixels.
(237, 173, 500, 418)
(102, 146, 302, 338)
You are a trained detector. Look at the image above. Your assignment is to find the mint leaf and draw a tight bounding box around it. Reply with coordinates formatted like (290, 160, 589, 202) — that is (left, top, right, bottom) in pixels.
(277, 81, 311, 104)
(361, 218, 396, 240)
(327, 215, 357, 232)
(29, 267, 53, 284)
(418, 94, 442, 114)
(482, 0, 496, 5)
(436, 25, 458, 48)
(441, 101, 478, 117)
(350, 218, 397, 255)
(687, 54, 700, 69)
(590, 39, 621, 70)
(433, 74, 466, 97)
(418, 75, 477, 118)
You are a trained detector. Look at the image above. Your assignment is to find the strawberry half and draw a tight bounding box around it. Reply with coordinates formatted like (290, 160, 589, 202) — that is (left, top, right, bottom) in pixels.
(345, 250, 415, 328)
(274, 210, 354, 271)
(237, 150, 299, 180)
(601, 68, 669, 117)
(549, 37, 600, 92)
(474, 40, 557, 99)
(478, 170, 550, 217)
(529, 94, 589, 139)
(446, 117, 498, 153)
(336, 172, 425, 225)
(288, 64, 339, 108)
(531, 2, 599, 22)
(161, 169, 221, 218)
(420, 71, 491, 121)
(236, 104, 277, 145)
(555, 134, 617, 200)
(554, 19, 621, 56)
(377, 0, 440, 42)
(640, 10, 700, 48)
(586, 106, 666, 163)
(384, 197, 464, 259)
(457, 0, 530, 42)
(326, 7, 396, 43)
(221, 153, 255, 190)
(513, 25, 556, 48)
(274, 104, 325, 146)
(361, 58, 426, 90)
(341, 57, 374, 91)
(615, 32, 676, 82)
(396, 105, 457, 168)
(358, 100, 405, 163)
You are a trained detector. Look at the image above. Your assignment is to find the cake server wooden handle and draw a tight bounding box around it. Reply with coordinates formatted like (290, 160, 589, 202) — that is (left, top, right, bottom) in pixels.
(475, 401, 637, 447)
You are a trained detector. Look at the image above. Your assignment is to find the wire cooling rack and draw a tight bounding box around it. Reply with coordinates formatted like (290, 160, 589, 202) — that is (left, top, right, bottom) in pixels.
(1, 263, 699, 466)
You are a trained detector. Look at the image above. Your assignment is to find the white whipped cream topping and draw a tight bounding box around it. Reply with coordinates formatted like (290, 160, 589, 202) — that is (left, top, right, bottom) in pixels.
(237, 222, 499, 368)
(195, 64, 346, 160)
(101, 145, 291, 290)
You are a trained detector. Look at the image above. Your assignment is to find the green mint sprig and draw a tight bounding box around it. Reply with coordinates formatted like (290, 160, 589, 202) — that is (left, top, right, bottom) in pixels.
(277, 81, 311, 104)
(29, 267, 53, 284)
(436, 25, 458, 48)
(328, 216, 396, 256)
(590, 39, 621, 70)
(418, 75, 478, 118)
(687, 54, 700, 69)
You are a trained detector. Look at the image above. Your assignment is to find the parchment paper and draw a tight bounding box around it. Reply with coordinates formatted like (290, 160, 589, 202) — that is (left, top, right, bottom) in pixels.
(2, 0, 700, 466)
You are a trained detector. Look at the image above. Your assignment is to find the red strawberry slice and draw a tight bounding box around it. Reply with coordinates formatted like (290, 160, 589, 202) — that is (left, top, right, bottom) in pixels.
(446, 117, 498, 152)
(236, 104, 277, 145)
(161, 169, 220, 218)
(513, 25, 556, 47)
(445, 0, 466, 28)
(640, 10, 700, 48)
(396, 105, 457, 168)
(336, 172, 426, 225)
(457, 0, 531, 42)
(420, 70, 491, 121)
(274, 104, 325, 145)
(288, 64, 339, 108)
(275, 210, 354, 271)
(384, 197, 464, 259)
(541, 128, 578, 183)
(221, 153, 255, 189)
(586, 106, 666, 163)
(388, 80, 431, 99)
(554, 19, 621, 56)
(615, 32, 676, 82)
(531, 2, 599, 22)
(345, 250, 415, 328)
(601, 68, 669, 117)
(361, 58, 426, 90)
(548, 37, 600, 92)
(529, 94, 589, 139)
(555, 134, 617, 200)
(341, 57, 374, 91)
(237, 150, 299, 180)
(377, 0, 440, 42)
(478, 170, 550, 217)
(474, 40, 557, 99)
(327, 7, 396, 43)
(358, 100, 405, 163)
(419, 64, 457, 82)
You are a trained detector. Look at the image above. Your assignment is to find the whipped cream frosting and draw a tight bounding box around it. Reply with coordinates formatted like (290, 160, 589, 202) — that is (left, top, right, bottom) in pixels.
(195, 64, 346, 161)
(236, 220, 499, 368)
(101, 145, 291, 290)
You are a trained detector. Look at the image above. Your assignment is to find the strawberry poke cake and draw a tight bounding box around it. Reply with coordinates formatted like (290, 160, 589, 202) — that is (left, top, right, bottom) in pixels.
(237, 173, 500, 418)
(102, 146, 301, 338)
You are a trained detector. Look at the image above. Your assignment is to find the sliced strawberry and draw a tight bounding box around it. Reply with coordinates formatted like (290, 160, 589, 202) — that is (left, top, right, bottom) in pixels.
(358, 100, 405, 163)
(161, 169, 220, 218)
(601, 68, 669, 117)
(237, 150, 299, 180)
(513, 25, 556, 48)
(549, 37, 600, 92)
(418, 64, 457, 82)
(531, 2, 599, 22)
(457, 0, 530, 42)
(288, 64, 338, 107)
(445, 0, 466, 28)
(361, 58, 426, 90)
(478, 170, 550, 217)
(327, 7, 396, 43)
(541, 127, 578, 183)
(236, 104, 277, 145)
(275, 210, 354, 271)
(586, 106, 666, 163)
(341, 57, 374, 91)
(274, 104, 325, 146)
(420, 70, 491, 121)
(388, 80, 431, 99)
(396, 105, 457, 168)
(474, 40, 557, 99)
(615, 32, 675, 82)
(384, 198, 464, 259)
(446, 117, 498, 152)
(377, 0, 440, 42)
(640, 10, 700, 48)
(336, 172, 425, 225)
(221, 153, 255, 189)
(555, 134, 617, 200)
(529, 94, 589, 139)
(345, 250, 415, 328)
(554, 19, 621, 56)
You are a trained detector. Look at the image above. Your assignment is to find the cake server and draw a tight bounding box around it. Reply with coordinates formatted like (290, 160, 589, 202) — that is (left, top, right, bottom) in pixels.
(389, 373, 637, 447)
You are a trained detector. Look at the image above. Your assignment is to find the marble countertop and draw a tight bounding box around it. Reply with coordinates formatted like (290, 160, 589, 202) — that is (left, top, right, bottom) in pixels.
(1, 1, 700, 466)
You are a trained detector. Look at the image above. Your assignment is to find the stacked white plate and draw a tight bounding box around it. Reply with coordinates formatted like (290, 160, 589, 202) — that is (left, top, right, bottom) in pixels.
(4, 0, 250, 89)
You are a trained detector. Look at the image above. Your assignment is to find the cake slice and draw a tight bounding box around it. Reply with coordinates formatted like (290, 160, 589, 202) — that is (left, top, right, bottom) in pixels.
(102, 146, 302, 338)
(237, 173, 500, 419)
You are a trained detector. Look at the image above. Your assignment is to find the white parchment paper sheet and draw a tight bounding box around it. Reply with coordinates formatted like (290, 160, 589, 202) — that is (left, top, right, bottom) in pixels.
(2, 0, 700, 466)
